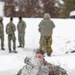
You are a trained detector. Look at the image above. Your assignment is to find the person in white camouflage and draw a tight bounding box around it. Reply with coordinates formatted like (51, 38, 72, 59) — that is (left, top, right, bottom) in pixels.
(38, 13, 55, 56)
(17, 17, 26, 48)
(17, 49, 68, 75)
(0, 16, 5, 50)
(6, 17, 17, 53)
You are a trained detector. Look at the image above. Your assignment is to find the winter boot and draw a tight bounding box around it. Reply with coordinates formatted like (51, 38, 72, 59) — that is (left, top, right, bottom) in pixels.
(9, 49, 12, 53)
(1, 47, 5, 50)
(14, 50, 18, 53)
(21, 44, 24, 48)
(47, 52, 51, 56)
(13, 47, 17, 53)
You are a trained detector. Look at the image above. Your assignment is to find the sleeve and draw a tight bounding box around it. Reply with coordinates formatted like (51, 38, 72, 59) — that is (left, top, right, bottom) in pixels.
(51, 21, 55, 29)
(24, 57, 31, 64)
(47, 63, 59, 75)
(53, 66, 68, 75)
(13, 24, 16, 32)
(6, 24, 8, 34)
(38, 21, 42, 32)
(17, 66, 26, 75)
(17, 69, 22, 75)
(23, 21, 26, 31)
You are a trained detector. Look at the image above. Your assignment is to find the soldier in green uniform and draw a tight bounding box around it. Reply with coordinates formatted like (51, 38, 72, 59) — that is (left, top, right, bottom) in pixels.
(6, 17, 17, 53)
(38, 13, 55, 56)
(17, 17, 26, 48)
(17, 49, 68, 75)
(0, 16, 5, 50)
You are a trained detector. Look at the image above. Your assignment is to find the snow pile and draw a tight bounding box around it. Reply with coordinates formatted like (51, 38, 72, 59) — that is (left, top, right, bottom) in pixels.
(70, 10, 75, 16)
(20, 57, 47, 75)
(0, 18, 75, 75)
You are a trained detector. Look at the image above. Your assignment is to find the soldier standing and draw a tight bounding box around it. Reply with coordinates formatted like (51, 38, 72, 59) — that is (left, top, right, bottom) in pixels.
(0, 16, 5, 50)
(38, 13, 55, 56)
(17, 17, 26, 48)
(6, 17, 17, 53)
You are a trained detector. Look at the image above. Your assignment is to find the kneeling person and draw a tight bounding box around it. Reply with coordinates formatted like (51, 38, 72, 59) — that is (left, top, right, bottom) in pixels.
(17, 49, 68, 75)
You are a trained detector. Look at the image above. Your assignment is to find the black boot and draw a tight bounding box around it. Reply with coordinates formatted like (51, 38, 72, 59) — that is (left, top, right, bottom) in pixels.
(9, 49, 12, 53)
(47, 52, 51, 56)
(13, 47, 18, 53)
(1, 47, 5, 50)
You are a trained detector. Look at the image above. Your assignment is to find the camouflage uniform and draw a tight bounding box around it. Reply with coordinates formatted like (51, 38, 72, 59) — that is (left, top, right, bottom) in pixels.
(17, 18, 26, 47)
(0, 17, 5, 50)
(38, 13, 55, 56)
(6, 18, 16, 52)
(17, 57, 68, 75)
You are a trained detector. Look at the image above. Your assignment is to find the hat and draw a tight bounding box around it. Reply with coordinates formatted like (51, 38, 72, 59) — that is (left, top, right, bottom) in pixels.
(43, 13, 51, 19)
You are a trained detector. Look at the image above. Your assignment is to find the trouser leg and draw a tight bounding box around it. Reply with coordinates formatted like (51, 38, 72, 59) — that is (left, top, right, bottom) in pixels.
(8, 35, 11, 51)
(1, 38, 4, 49)
(47, 36, 52, 56)
(21, 35, 25, 47)
(18, 34, 21, 46)
(13, 37, 16, 50)
(40, 36, 47, 53)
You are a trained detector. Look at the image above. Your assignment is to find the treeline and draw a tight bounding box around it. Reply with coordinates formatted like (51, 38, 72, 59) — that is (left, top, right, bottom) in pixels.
(1, 0, 75, 18)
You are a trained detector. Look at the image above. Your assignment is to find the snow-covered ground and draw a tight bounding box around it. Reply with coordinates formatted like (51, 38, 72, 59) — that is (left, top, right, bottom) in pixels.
(70, 10, 75, 16)
(0, 18, 75, 75)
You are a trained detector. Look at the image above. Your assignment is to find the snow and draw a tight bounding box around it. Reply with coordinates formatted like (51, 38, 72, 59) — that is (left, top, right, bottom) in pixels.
(0, 2, 4, 16)
(59, 0, 64, 4)
(0, 18, 75, 75)
(70, 10, 75, 16)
